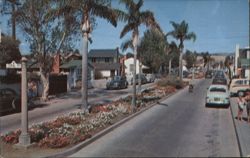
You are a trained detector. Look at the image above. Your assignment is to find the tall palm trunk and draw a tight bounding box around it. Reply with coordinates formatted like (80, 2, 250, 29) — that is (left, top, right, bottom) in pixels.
(179, 47, 183, 81)
(132, 32, 138, 111)
(138, 59, 142, 94)
(81, 25, 89, 112)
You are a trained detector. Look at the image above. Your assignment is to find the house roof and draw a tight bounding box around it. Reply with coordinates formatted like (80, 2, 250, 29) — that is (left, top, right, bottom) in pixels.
(60, 60, 94, 69)
(92, 63, 121, 71)
(88, 49, 118, 58)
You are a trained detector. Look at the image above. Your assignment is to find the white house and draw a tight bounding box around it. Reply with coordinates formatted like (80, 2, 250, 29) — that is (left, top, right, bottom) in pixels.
(60, 60, 94, 91)
(124, 58, 149, 82)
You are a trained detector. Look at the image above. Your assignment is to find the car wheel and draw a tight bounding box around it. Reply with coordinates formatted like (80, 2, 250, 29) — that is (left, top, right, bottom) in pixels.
(238, 91, 245, 97)
(12, 98, 21, 112)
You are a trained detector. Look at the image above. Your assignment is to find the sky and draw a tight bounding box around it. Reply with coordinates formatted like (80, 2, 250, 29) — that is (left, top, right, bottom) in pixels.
(0, 0, 249, 55)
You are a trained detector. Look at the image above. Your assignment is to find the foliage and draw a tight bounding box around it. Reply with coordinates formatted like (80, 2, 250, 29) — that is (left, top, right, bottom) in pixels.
(138, 29, 166, 73)
(183, 50, 197, 69)
(157, 76, 185, 89)
(0, 35, 21, 67)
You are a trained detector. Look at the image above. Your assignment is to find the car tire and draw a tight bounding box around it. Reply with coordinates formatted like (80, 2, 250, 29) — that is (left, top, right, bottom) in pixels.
(12, 98, 21, 112)
(238, 91, 245, 97)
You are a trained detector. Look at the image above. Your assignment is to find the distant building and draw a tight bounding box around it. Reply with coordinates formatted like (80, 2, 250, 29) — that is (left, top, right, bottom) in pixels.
(88, 48, 121, 78)
(235, 44, 250, 78)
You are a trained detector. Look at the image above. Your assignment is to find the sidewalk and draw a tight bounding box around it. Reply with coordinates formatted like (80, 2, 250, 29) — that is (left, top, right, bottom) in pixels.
(230, 97, 250, 157)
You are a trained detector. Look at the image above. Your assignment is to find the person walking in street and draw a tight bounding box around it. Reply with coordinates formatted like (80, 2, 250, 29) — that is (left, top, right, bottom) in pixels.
(237, 93, 246, 121)
(244, 91, 250, 123)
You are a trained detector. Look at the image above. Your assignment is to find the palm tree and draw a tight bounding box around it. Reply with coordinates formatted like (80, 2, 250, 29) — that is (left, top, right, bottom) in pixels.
(168, 20, 196, 81)
(165, 41, 178, 76)
(56, 0, 118, 112)
(120, 38, 143, 94)
(119, 0, 162, 111)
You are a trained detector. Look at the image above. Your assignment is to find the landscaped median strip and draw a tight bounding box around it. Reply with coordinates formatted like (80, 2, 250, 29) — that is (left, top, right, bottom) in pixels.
(44, 87, 181, 158)
(0, 80, 188, 158)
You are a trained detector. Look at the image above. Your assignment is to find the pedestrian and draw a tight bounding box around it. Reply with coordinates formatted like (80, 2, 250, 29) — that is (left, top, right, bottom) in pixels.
(244, 91, 250, 123)
(237, 93, 246, 121)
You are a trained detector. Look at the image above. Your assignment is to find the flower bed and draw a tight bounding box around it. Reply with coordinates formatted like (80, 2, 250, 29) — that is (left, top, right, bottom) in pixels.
(1, 84, 179, 149)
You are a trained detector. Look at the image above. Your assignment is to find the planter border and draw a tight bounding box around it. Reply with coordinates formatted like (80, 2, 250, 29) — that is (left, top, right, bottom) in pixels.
(44, 88, 181, 158)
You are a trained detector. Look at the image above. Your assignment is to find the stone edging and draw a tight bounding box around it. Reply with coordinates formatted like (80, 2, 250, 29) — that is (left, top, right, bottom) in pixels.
(43, 88, 182, 158)
(229, 104, 243, 157)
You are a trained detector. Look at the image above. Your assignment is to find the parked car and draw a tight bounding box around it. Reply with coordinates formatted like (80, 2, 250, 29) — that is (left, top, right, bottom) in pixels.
(106, 76, 128, 90)
(0, 88, 21, 113)
(229, 78, 250, 96)
(206, 85, 230, 107)
(145, 74, 155, 83)
(131, 74, 147, 85)
(205, 70, 214, 79)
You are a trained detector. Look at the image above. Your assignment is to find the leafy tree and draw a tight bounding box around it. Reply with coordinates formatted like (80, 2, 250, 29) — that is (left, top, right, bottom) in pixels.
(119, 0, 162, 110)
(138, 29, 166, 73)
(167, 20, 196, 81)
(1, 0, 22, 40)
(0, 34, 21, 67)
(56, 0, 118, 111)
(15, 0, 77, 101)
(183, 50, 197, 69)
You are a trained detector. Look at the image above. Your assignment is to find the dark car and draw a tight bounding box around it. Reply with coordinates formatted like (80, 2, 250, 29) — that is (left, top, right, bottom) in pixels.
(0, 88, 21, 113)
(106, 76, 128, 90)
(205, 70, 214, 79)
(212, 78, 227, 85)
(131, 74, 148, 85)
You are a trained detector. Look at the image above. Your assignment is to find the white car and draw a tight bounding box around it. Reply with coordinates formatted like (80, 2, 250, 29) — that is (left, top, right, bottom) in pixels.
(229, 79, 250, 96)
(206, 85, 230, 107)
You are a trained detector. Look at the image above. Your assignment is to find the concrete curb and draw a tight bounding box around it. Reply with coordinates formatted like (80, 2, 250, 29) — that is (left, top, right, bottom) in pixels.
(229, 104, 243, 157)
(43, 88, 181, 158)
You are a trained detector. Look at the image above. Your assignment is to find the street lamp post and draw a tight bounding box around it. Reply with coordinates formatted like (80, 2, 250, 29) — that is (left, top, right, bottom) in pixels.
(16, 57, 31, 148)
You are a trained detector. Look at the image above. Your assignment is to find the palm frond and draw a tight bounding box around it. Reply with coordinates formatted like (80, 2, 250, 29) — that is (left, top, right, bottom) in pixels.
(121, 38, 133, 52)
(120, 23, 135, 38)
(90, 2, 117, 27)
(185, 32, 196, 42)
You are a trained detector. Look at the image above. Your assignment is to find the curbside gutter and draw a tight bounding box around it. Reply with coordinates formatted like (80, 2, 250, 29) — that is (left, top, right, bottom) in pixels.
(229, 104, 243, 157)
(43, 87, 181, 158)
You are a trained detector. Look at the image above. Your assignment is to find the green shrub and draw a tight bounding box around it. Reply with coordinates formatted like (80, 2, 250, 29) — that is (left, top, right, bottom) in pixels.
(157, 77, 184, 89)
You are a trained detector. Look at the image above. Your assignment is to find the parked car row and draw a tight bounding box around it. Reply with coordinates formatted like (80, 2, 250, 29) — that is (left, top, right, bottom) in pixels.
(106, 74, 156, 90)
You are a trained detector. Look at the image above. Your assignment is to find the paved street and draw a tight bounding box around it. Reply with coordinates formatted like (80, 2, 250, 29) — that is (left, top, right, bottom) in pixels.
(0, 83, 154, 134)
(70, 79, 240, 157)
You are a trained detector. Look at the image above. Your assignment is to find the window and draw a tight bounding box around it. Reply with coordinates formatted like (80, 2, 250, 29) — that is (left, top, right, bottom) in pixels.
(210, 88, 226, 93)
(105, 58, 110, 63)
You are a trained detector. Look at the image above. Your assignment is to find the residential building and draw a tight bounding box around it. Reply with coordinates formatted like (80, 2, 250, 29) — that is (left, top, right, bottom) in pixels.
(88, 48, 121, 78)
(235, 45, 250, 78)
(60, 60, 94, 91)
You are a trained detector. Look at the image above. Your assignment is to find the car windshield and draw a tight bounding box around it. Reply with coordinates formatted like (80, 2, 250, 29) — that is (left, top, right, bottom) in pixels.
(210, 87, 226, 93)
(113, 76, 121, 81)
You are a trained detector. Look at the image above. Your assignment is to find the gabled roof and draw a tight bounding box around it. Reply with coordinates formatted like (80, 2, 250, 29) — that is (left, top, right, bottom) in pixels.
(88, 49, 118, 58)
(60, 60, 94, 69)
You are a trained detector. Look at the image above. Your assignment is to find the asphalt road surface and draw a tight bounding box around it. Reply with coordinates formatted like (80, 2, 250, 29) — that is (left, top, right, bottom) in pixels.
(0, 83, 154, 134)
(70, 79, 240, 157)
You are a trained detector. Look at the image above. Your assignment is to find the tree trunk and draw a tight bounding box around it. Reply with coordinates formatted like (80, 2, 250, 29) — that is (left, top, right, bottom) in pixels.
(40, 69, 49, 101)
(169, 58, 172, 76)
(138, 60, 142, 95)
(132, 32, 138, 112)
(81, 32, 88, 112)
(179, 48, 183, 81)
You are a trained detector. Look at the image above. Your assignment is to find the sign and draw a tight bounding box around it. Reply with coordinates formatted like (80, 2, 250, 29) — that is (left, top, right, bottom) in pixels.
(6, 61, 21, 69)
